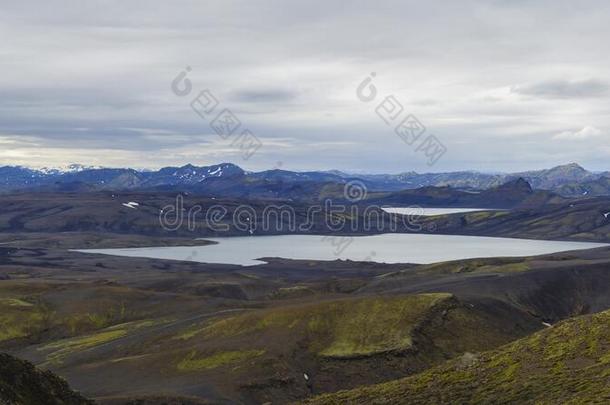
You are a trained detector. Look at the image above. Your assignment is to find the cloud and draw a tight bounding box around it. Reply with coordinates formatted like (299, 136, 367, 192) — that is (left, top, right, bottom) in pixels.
(511, 79, 609, 99)
(554, 126, 603, 140)
(1, 0, 610, 172)
(230, 89, 299, 103)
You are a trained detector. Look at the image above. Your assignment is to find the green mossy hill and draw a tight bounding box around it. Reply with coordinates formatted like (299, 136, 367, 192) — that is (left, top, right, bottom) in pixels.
(411, 257, 531, 275)
(301, 309, 610, 405)
(0, 281, 178, 349)
(0, 297, 51, 343)
(0, 352, 93, 404)
(188, 293, 453, 358)
(39, 319, 164, 366)
(177, 349, 265, 371)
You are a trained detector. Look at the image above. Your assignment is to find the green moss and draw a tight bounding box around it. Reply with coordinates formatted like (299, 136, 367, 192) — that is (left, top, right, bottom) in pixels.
(41, 329, 128, 364)
(173, 325, 202, 341)
(40, 319, 163, 365)
(109, 354, 151, 363)
(65, 313, 113, 334)
(177, 349, 265, 371)
(418, 257, 533, 276)
(269, 285, 316, 300)
(199, 293, 453, 358)
(0, 311, 47, 341)
(302, 309, 610, 405)
(477, 262, 530, 273)
(465, 211, 494, 222)
(0, 298, 34, 307)
(0, 301, 53, 342)
(313, 297, 436, 358)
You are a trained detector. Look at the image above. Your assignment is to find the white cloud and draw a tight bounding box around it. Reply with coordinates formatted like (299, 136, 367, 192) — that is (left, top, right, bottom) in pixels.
(554, 126, 603, 140)
(511, 79, 608, 99)
(1, 1, 610, 172)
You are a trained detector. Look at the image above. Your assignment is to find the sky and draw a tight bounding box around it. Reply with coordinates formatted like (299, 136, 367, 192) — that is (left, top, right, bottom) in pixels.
(1, 0, 610, 173)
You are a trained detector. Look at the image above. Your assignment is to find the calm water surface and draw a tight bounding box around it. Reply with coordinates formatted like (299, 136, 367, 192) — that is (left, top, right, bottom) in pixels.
(76, 234, 607, 266)
(381, 207, 502, 216)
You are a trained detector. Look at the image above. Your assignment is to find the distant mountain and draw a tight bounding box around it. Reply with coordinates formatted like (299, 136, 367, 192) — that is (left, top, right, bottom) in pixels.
(0, 162, 609, 197)
(511, 162, 598, 189)
(0, 163, 244, 193)
(143, 163, 244, 187)
(556, 176, 610, 197)
(336, 163, 604, 192)
(0, 166, 47, 189)
(366, 178, 562, 209)
(334, 170, 504, 191)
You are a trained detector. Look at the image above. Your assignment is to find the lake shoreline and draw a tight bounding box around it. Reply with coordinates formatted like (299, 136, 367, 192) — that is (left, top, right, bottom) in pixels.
(75, 233, 608, 266)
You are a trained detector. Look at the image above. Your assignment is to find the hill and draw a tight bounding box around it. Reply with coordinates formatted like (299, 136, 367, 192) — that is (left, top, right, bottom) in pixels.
(557, 175, 610, 197)
(2, 237, 610, 403)
(365, 177, 564, 209)
(2, 184, 610, 243)
(0, 352, 92, 404)
(301, 308, 610, 404)
(423, 196, 610, 242)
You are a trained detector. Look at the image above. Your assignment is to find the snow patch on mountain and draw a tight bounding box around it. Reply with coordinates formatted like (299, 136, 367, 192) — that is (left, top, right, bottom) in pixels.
(122, 201, 139, 209)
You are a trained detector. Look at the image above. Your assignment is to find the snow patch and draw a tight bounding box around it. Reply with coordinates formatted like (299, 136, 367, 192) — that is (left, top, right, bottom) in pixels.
(122, 201, 139, 209)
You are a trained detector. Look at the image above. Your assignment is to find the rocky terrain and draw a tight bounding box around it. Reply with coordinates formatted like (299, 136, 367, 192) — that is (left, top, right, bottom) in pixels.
(0, 166, 609, 404)
(0, 352, 92, 404)
(303, 309, 610, 404)
(0, 232, 609, 403)
(1, 177, 610, 243)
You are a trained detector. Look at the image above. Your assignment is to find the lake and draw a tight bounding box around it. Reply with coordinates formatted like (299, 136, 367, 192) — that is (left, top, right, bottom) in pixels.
(381, 207, 502, 216)
(75, 234, 607, 266)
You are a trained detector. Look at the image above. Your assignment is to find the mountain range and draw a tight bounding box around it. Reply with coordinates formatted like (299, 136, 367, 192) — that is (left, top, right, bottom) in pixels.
(1, 162, 609, 197)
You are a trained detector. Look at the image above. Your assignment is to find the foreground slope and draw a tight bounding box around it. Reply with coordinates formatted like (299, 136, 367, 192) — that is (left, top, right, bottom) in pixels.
(0, 352, 92, 404)
(303, 309, 610, 405)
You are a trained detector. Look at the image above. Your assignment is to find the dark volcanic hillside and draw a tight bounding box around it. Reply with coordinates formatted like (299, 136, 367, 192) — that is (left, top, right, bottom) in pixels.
(2, 235, 610, 403)
(421, 196, 610, 242)
(1, 186, 610, 242)
(557, 175, 610, 197)
(0, 192, 400, 236)
(365, 178, 564, 209)
(303, 309, 610, 405)
(0, 352, 92, 404)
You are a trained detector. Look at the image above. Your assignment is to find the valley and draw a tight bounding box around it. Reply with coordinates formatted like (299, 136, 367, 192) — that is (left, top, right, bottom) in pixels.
(1, 167, 609, 404)
(1, 227, 610, 403)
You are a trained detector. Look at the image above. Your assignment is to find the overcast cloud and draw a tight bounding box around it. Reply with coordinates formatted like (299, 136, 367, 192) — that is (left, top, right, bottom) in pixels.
(1, 0, 610, 173)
